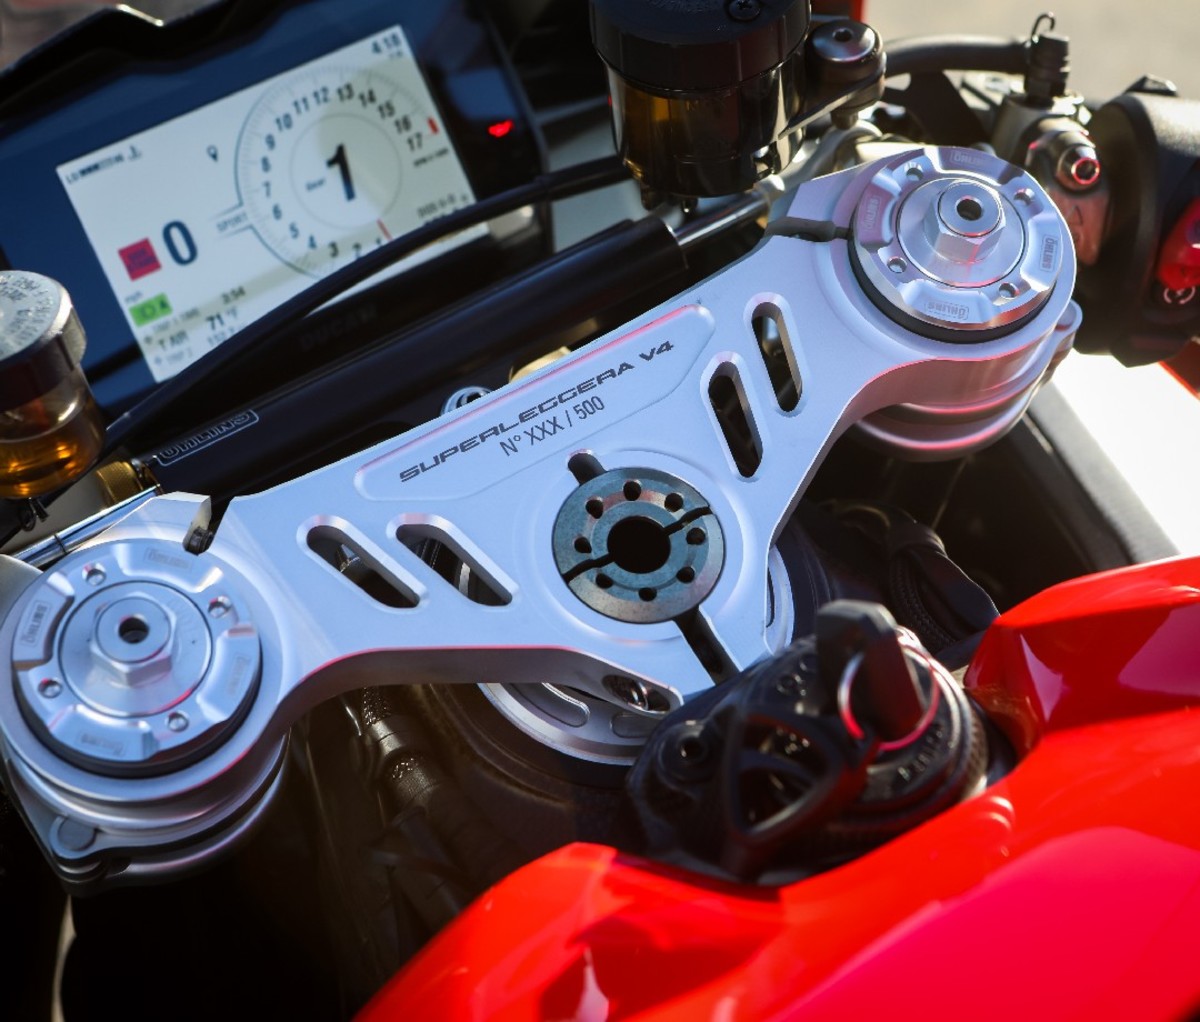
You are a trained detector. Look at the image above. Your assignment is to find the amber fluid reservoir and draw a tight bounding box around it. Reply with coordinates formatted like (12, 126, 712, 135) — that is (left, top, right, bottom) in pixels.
(590, 0, 809, 202)
(0, 271, 105, 498)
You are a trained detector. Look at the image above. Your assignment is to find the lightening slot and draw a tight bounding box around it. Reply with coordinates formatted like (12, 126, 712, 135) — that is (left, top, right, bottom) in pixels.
(396, 523, 511, 606)
(753, 302, 802, 411)
(307, 526, 418, 609)
(708, 362, 762, 477)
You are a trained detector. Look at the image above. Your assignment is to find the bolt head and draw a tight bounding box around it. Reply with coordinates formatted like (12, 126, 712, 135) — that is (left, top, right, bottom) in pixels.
(922, 181, 1006, 265)
(727, 0, 761, 22)
(89, 598, 176, 688)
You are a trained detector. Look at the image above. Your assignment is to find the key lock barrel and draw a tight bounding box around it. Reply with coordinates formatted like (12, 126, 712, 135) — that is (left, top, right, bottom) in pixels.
(0, 146, 1077, 886)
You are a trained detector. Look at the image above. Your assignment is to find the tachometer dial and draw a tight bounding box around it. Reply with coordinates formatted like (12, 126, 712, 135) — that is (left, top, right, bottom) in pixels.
(235, 38, 471, 277)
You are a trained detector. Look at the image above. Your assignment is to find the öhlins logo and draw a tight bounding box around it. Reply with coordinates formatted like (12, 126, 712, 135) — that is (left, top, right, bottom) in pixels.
(154, 411, 260, 465)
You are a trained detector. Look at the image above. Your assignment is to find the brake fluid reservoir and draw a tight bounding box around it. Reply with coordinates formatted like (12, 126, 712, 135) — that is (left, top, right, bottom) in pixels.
(0, 271, 104, 497)
(590, 0, 809, 203)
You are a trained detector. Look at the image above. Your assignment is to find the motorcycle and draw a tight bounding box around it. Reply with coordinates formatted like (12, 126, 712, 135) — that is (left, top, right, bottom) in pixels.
(1, 1, 1199, 1018)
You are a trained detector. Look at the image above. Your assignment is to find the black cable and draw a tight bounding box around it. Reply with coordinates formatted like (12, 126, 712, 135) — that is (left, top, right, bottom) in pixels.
(100, 154, 628, 457)
(0, 155, 630, 546)
(885, 34, 1029, 78)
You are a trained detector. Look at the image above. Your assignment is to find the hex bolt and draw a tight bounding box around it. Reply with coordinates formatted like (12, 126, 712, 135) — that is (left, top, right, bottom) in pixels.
(208, 596, 232, 619)
(922, 181, 1006, 264)
(662, 725, 716, 783)
(167, 712, 188, 733)
(39, 678, 62, 698)
(84, 565, 106, 587)
(609, 676, 652, 709)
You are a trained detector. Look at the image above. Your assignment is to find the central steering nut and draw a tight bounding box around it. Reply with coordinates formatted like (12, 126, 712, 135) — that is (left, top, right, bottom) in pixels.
(923, 180, 1005, 264)
(90, 596, 175, 687)
(62, 581, 213, 719)
(553, 467, 725, 624)
(901, 177, 1020, 286)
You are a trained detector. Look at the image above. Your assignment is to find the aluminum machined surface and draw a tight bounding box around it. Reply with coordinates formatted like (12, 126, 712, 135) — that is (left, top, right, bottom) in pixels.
(0, 147, 1079, 885)
(13, 546, 261, 776)
(852, 148, 1064, 335)
(480, 542, 796, 764)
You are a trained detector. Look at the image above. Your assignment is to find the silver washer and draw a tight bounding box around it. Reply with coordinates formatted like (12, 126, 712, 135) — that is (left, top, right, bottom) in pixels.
(852, 148, 1066, 335)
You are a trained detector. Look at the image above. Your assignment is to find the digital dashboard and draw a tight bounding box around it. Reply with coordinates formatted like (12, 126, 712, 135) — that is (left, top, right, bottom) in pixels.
(0, 0, 542, 411)
(57, 25, 480, 384)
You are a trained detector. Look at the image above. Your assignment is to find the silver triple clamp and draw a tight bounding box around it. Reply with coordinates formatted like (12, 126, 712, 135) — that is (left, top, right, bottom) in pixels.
(0, 146, 1079, 887)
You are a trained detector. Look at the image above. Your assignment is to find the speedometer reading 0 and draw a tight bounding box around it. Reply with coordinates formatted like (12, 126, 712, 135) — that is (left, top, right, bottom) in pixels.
(237, 32, 468, 277)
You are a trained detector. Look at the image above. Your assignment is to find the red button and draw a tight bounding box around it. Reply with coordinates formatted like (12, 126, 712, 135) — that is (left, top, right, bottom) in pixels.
(1156, 196, 1200, 291)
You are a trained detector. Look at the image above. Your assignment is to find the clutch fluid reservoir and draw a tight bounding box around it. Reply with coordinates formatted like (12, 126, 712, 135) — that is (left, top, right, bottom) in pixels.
(0, 271, 104, 497)
(590, 0, 809, 204)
